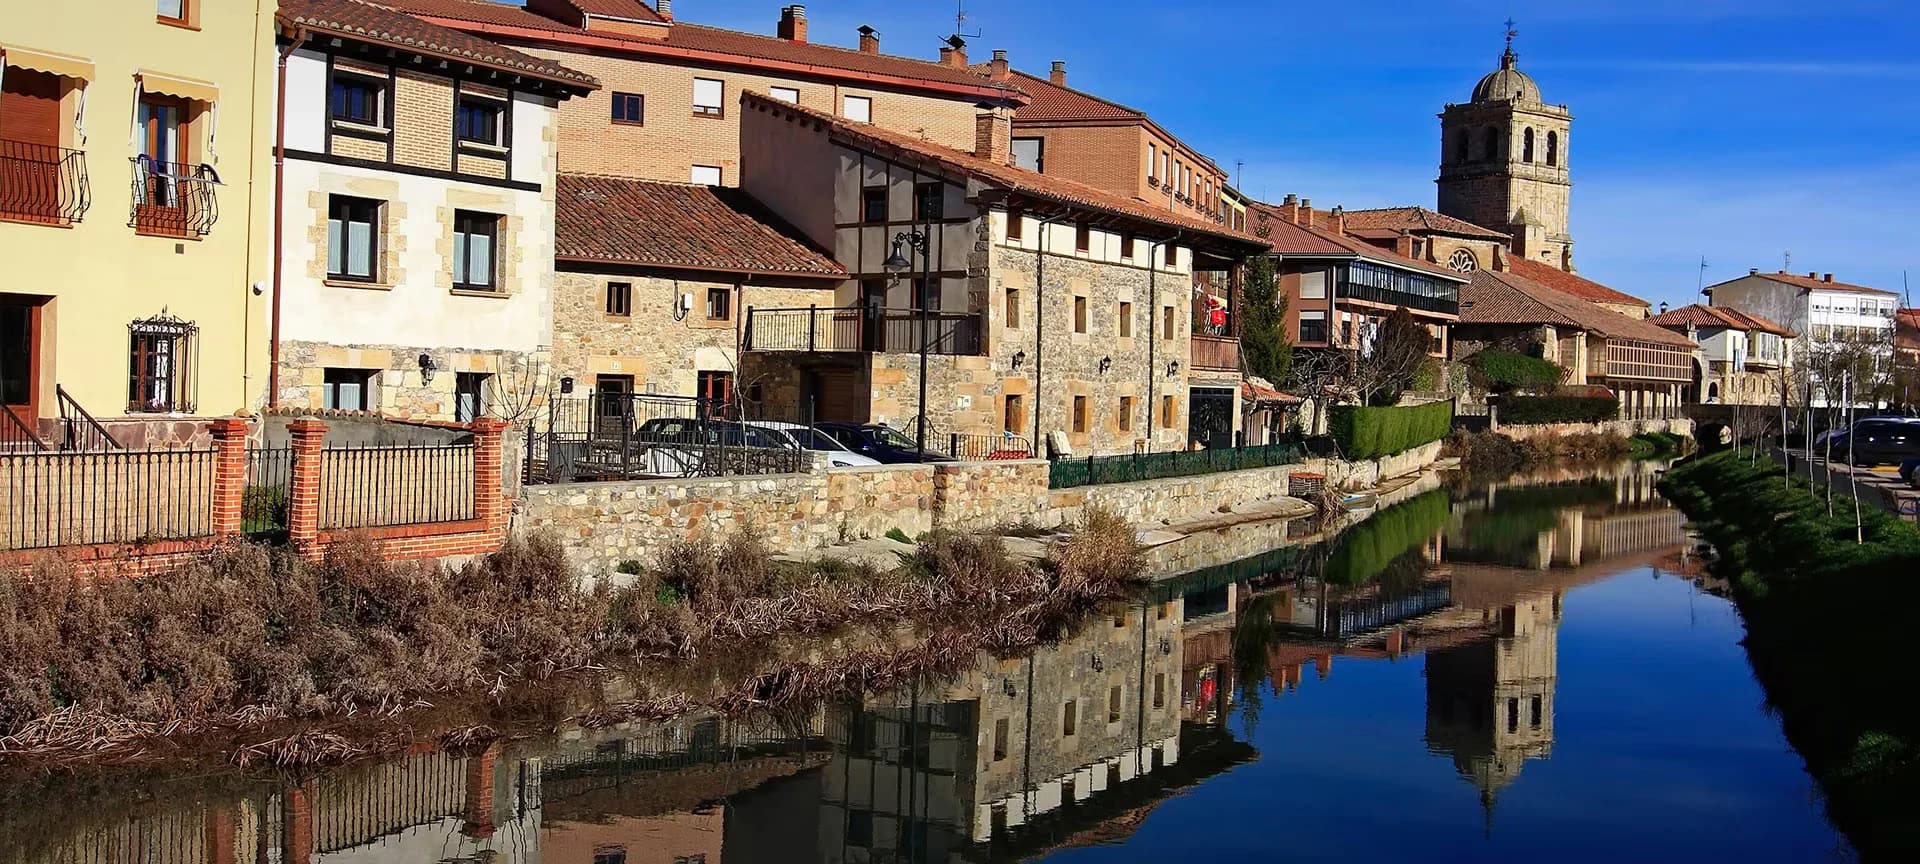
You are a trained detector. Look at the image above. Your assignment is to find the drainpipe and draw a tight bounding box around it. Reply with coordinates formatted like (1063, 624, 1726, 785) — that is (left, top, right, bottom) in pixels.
(267, 27, 303, 409)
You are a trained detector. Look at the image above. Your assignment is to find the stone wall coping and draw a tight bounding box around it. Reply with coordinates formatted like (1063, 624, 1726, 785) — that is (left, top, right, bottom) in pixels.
(826, 463, 936, 476)
(518, 470, 821, 497)
(941, 458, 1051, 469)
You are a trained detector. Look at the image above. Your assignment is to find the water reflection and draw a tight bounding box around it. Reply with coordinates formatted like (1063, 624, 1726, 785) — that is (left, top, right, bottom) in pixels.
(0, 461, 1839, 862)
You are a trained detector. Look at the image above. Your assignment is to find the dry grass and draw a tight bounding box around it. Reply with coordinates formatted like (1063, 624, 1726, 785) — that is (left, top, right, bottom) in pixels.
(1444, 428, 1630, 475)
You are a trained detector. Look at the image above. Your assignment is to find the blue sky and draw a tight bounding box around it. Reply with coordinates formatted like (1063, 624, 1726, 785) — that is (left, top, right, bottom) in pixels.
(666, 1, 1918, 309)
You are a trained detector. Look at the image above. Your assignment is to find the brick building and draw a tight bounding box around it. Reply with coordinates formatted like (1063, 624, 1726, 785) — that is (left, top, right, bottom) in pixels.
(1341, 206, 1512, 277)
(733, 92, 1268, 457)
(377, 0, 1025, 186)
(1436, 31, 1575, 272)
(1647, 304, 1795, 406)
(271, 0, 594, 421)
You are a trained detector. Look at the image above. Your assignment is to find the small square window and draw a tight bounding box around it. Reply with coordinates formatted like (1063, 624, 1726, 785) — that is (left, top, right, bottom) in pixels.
(329, 73, 384, 127)
(862, 186, 888, 223)
(455, 95, 504, 146)
(842, 94, 871, 123)
(1012, 137, 1043, 172)
(611, 92, 644, 125)
(1071, 395, 1088, 433)
(323, 368, 376, 411)
(1117, 301, 1133, 338)
(1075, 221, 1091, 253)
(157, 0, 190, 24)
(706, 285, 732, 320)
(769, 86, 799, 104)
(690, 164, 721, 185)
(452, 211, 500, 291)
(1072, 296, 1087, 333)
(693, 78, 724, 116)
(605, 281, 632, 316)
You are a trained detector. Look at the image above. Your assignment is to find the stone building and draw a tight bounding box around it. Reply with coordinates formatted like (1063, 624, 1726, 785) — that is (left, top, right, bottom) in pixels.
(1647, 304, 1795, 406)
(1424, 594, 1561, 818)
(1436, 31, 1575, 272)
(734, 91, 1268, 457)
(377, 0, 1024, 186)
(547, 173, 844, 417)
(272, 0, 595, 421)
(1342, 205, 1513, 277)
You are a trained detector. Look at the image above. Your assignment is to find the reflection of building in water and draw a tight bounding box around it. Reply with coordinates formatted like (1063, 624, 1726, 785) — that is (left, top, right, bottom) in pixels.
(1423, 594, 1561, 820)
(1451, 471, 1689, 570)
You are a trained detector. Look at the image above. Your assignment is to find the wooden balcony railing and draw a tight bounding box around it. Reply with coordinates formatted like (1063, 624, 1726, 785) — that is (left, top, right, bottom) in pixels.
(129, 156, 219, 238)
(1190, 334, 1241, 373)
(743, 306, 984, 356)
(0, 138, 90, 225)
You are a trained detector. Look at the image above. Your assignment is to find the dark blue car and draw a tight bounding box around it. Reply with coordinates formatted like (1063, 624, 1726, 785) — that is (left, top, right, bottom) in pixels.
(811, 422, 956, 464)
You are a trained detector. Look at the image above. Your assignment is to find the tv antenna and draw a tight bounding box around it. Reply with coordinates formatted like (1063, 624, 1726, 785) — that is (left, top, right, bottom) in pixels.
(954, 0, 982, 39)
(1783, 250, 1792, 271)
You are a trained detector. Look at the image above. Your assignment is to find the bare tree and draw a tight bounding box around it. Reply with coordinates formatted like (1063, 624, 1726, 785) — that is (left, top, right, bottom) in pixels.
(481, 351, 551, 426)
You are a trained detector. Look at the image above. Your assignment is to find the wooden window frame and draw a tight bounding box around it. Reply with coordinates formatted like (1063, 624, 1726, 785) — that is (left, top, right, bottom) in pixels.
(1074, 221, 1091, 253)
(454, 371, 489, 423)
(452, 210, 501, 292)
(610, 91, 644, 126)
(328, 71, 386, 129)
(692, 77, 725, 118)
(1004, 287, 1021, 328)
(133, 93, 195, 238)
(705, 285, 732, 321)
(861, 186, 888, 224)
(1118, 396, 1134, 432)
(1071, 395, 1088, 434)
(156, 0, 195, 28)
(913, 182, 942, 221)
(1005, 208, 1023, 241)
(1120, 233, 1135, 260)
(325, 195, 382, 282)
(605, 281, 632, 317)
(454, 93, 505, 147)
(1072, 296, 1087, 333)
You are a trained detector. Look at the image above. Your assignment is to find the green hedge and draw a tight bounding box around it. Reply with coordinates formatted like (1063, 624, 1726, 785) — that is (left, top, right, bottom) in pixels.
(1469, 349, 1565, 393)
(1326, 401, 1453, 460)
(1498, 394, 1618, 425)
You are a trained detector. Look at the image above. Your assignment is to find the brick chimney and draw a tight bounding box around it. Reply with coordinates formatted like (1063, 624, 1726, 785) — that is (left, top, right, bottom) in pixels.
(988, 49, 1011, 82)
(1808, 271, 1818, 279)
(939, 35, 968, 68)
(1279, 193, 1299, 225)
(1049, 60, 1067, 86)
(656, 0, 671, 19)
(1393, 229, 1414, 258)
(1823, 273, 1834, 283)
(975, 105, 1012, 165)
(857, 24, 879, 53)
(777, 5, 807, 43)
(1330, 205, 1345, 236)
(1299, 198, 1313, 228)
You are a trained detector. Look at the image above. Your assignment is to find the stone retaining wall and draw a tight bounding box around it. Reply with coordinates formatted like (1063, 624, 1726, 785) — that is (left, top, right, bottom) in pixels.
(1496, 417, 1694, 442)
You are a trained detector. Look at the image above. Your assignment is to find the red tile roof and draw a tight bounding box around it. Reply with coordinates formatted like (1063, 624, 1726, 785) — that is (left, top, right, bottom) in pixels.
(1508, 257, 1648, 309)
(1737, 270, 1899, 297)
(1243, 200, 1466, 281)
(1006, 70, 1143, 122)
(1647, 304, 1795, 337)
(1898, 309, 1920, 351)
(380, 0, 1022, 100)
(1343, 207, 1511, 241)
(1463, 269, 1696, 348)
(278, 0, 598, 88)
(742, 91, 1266, 252)
(560, 0, 666, 23)
(555, 174, 845, 277)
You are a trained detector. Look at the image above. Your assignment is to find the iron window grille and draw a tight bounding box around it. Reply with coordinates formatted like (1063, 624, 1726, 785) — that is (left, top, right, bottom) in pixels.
(127, 313, 197, 413)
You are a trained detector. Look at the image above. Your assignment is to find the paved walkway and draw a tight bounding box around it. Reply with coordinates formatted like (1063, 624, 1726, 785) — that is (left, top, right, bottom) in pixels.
(1770, 448, 1920, 522)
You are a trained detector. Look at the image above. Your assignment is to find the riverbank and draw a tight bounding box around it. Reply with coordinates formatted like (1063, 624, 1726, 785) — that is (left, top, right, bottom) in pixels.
(1658, 449, 1920, 858)
(1443, 427, 1685, 476)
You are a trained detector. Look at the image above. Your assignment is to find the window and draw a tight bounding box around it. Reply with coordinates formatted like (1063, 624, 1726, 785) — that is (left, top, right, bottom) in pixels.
(1108, 686, 1123, 723)
(706, 285, 731, 320)
(914, 277, 939, 312)
(992, 717, 1009, 761)
(698, 370, 734, 413)
(768, 86, 799, 104)
(128, 316, 194, 413)
(1453, 129, 1469, 164)
(1120, 233, 1135, 260)
(454, 95, 503, 147)
(1160, 394, 1176, 428)
(1153, 673, 1166, 708)
(841, 94, 871, 123)
(455, 372, 488, 422)
(325, 196, 381, 282)
(452, 211, 500, 290)
(1004, 394, 1025, 435)
(1005, 287, 1021, 327)
(1062, 700, 1078, 736)
(1299, 310, 1327, 343)
(1482, 126, 1500, 161)
(1164, 242, 1177, 266)
(1118, 396, 1134, 432)
(1162, 306, 1175, 339)
(689, 164, 721, 185)
(1146, 142, 1157, 179)
(1522, 127, 1535, 163)
(846, 811, 873, 847)
(329, 73, 384, 127)
(1118, 302, 1133, 337)
(610, 92, 644, 125)
(1546, 130, 1560, 166)
(1072, 296, 1087, 333)
(1530, 695, 1543, 729)
(605, 281, 632, 316)
(1507, 697, 1520, 733)
(1006, 208, 1023, 241)
(1072, 396, 1088, 433)
(1448, 249, 1478, 273)
(1300, 269, 1327, 299)
(1160, 151, 1169, 183)
(1012, 137, 1044, 172)
(157, 0, 189, 24)
(914, 182, 942, 221)
(322, 368, 374, 411)
(1075, 221, 1090, 253)
(692, 78, 724, 116)
(862, 186, 888, 223)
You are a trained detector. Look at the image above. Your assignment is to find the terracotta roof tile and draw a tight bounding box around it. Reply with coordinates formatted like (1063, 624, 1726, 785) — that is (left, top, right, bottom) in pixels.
(562, 0, 666, 23)
(380, 0, 1022, 98)
(278, 0, 597, 88)
(1648, 304, 1794, 337)
(1343, 206, 1511, 241)
(1734, 270, 1900, 297)
(1244, 201, 1467, 281)
(1508, 257, 1649, 309)
(1463, 269, 1696, 348)
(742, 91, 1266, 251)
(993, 69, 1220, 172)
(555, 174, 845, 277)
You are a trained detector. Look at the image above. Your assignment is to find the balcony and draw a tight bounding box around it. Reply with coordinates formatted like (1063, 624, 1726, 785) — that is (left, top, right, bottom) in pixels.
(0, 139, 90, 225)
(743, 306, 983, 356)
(1190, 334, 1241, 373)
(128, 156, 219, 238)
(1338, 279, 1460, 317)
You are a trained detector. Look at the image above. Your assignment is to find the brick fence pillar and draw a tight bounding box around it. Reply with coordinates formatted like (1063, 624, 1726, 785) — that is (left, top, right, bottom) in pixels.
(470, 418, 507, 528)
(282, 781, 314, 864)
(208, 417, 250, 539)
(286, 419, 328, 550)
(461, 742, 501, 839)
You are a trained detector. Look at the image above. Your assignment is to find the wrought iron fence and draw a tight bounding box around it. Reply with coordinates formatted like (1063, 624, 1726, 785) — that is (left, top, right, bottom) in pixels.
(2, 409, 46, 451)
(0, 447, 217, 550)
(1047, 442, 1304, 489)
(128, 156, 219, 237)
(244, 445, 294, 538)
(318, 442, 475, 530)
(56, 384, 122, 451)
(949, 431, 1035, 461)
(310, 751, 469, 855)
(0, 137, 90, 224)
(743, 306, 983, 355)
(526, 393, 809, 484)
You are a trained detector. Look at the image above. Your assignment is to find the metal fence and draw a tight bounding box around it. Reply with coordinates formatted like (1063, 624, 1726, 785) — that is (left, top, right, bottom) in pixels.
(1, 137, 91, 224)
(244, 445, 294, 538)
(0, 448, 217, 550)
(948, 431, 1035, 461)
(1048, 442, 1304, 489)
(318, 443, 475, 530)
(743, 306, 984, 355)
(527, 393, 810, 484)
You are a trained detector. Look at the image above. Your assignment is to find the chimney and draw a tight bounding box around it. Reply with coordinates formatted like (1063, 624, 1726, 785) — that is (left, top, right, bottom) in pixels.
(777, 5, 807, 43)
(656, 0, 671, 19)
(1749, 268, 1759, 275)
(975, 105, 1012, 165)
(939, 35, 968, 68)
(1330, 205, 1345, 236)
(857, 24, 879, 54)
(1393, 230, 1414, 258)
(1049, 60, 1067, 87)
(1808, 271, 1818, 279)
(1823, 273, 1834, 283)
(988, 49, 1010, 83)
(1299, 198, 1313, 228)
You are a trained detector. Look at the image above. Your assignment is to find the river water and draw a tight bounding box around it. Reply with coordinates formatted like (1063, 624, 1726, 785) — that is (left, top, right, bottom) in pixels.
(0, 463, 1852, 863)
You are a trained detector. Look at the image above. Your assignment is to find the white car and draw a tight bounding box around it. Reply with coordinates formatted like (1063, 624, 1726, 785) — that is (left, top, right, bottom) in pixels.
(743, 420, 882, 468)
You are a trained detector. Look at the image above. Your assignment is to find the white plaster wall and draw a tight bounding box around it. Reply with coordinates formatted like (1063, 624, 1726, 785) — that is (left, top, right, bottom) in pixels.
(284, 50, 329, 152)
(992, 210, 1191, 274)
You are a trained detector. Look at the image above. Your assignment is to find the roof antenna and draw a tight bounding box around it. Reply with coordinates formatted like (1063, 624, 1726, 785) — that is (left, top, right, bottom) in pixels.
(954, 0, 982, 39)
(1696, 255, 1708, 297)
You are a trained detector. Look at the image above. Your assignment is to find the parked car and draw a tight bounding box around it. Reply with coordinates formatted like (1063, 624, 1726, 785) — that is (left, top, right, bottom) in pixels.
(1844, 417, 1920, 467)
(743, 420, 880, 468)
(1898, 457, 1920, 486)
(812, 422, 957, 464)
(1810, 427, 1850, 455)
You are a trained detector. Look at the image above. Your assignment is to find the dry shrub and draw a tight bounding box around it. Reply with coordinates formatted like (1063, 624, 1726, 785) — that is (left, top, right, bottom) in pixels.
(1446, 428, 1629, 475)
(1049, 507, 1144, 596)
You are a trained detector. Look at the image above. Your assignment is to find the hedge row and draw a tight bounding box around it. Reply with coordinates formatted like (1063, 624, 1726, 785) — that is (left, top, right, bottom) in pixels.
(1327, 401, 1453, 460)
(1498, 394, 1619, 425)
(1470, 349, 1565, 393)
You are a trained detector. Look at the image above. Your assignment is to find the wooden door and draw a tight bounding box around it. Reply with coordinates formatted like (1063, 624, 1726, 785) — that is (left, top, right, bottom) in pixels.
(0, 300, 42, 437)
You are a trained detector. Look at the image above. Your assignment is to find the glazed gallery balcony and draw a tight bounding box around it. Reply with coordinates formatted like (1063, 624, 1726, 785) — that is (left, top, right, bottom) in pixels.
(743, 306, 984, 356)
(1339, 261, 1459, 317)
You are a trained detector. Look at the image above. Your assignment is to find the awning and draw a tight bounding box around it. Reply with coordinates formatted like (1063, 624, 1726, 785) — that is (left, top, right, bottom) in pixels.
(136, 70, 218, 104)
(0, 44, 95, 81)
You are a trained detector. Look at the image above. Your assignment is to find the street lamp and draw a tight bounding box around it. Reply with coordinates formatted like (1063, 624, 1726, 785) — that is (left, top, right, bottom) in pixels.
(886, 230, 932, 455)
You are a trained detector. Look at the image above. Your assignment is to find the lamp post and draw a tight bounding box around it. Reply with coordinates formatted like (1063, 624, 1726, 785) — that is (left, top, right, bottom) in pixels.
(885, 230, 931, 455)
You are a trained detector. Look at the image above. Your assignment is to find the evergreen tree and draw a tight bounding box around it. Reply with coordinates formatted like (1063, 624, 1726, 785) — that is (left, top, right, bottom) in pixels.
(1240, 257, 1291, 385)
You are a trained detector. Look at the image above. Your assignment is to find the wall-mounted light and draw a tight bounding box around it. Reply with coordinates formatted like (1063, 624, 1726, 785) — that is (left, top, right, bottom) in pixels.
(1098, 356, 1112, 374)
(1090, 655, 1105, 672)
(1159, 637, 1173, 656)
(1002, 678, 1018, 697)
(418, 353, 438, 385)
(1011, 350, 1027, 370)
(1166, 360, 1180, 377)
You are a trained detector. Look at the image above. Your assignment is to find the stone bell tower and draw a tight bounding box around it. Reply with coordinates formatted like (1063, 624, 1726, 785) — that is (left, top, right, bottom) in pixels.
(1437, 23, 1575, 271)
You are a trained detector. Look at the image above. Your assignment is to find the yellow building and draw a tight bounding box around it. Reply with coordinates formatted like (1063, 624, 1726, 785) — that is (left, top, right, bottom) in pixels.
(1, 0, 273, 446)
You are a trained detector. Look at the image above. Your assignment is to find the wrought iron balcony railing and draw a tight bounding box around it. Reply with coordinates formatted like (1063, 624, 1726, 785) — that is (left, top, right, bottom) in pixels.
(128, 156, 219, 238)
(743, 306, 984, 356)
(0, 138, 90, 225)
